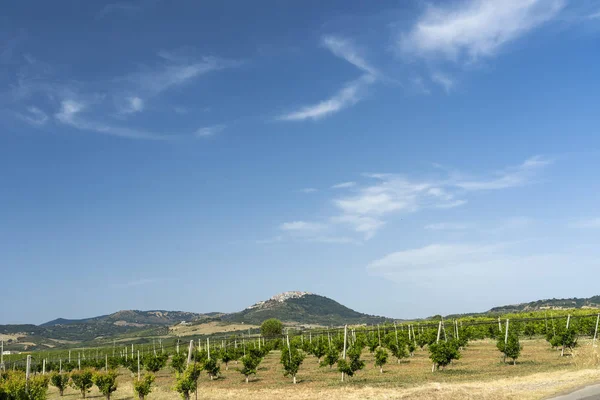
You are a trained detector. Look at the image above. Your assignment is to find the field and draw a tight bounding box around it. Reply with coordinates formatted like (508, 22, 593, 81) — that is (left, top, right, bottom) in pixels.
(44, 338, 600, 400)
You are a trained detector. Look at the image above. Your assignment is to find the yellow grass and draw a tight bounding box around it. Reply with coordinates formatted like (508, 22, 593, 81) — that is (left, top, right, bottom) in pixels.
(169, 322, 259, 336)
(46, 339, 600, 400)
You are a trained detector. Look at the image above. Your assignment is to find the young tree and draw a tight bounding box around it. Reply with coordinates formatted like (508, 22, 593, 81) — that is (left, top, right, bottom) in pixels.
(260, 319, 283, 337)
(239, 353, 262, 383)
(174, 364, 202, 400)
(311, 338, 327, 363)
(280, 345, 305, 384)
(337, 346, 365, 379)
(50, 372, 70, 396)
(170, 351, 186, 374)
(93, 371, 118, 400)
(220, 348, 233, 371)
(203, 357, 220, 380)
(320, 346, 339, 369)
(429, 341, 461, 371)
(367, 333, 379, 353)
(143, 353, 168, 373)
(133, 373, 155, 400)
(71, 369, 94, 398)
(374, 347, 388, 373)
(497, 333, 522, 365)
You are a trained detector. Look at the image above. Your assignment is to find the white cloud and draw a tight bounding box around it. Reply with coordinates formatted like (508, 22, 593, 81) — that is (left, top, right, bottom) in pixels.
(589, 11, 600, 19)
(280, 221, 327, 232)
(431, 72, 455, 93)
(287, 157, 551, 240)
(331, 181, 356, 189)
(195, 124, 225, 138)
(122, 96, 144, 114)
(278, 35, 379, 121)
(129, 54, 241, 96)
(300, 188, 318, 193)
(455, 156, 551, 190)
(400, 0, 565, 62)
(321, 36, 378, 76)
(55, 99, 170, 140)
(277, 74, 374, 121)
(111, 278, 158, 289)
(571, 218, 600, 229)
(425, 223, 470, 231)
(17, 106, 48, 126)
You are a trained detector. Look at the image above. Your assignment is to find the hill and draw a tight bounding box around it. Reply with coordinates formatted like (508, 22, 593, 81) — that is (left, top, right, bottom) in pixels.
(223, 291, 389, 326)
(488, 295, 600, 313)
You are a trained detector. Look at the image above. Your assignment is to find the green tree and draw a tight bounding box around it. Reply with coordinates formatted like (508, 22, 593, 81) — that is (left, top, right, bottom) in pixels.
(337, 346, 365, 379)
(203, 357, 220, 380)
(133, 373, 155, 400)
(260, 319, 283, 338)
(374, 347, 388, 373)
(220, 348, 233, 371)
(93, 371, 118, 400)
(143, 354, 168, 373)
(50, 372, 70, 396)
(497, 333, 522, 365)
(280, 346, 305, 384)
(320, 346, 339, 369)
(174, 364, 202, 400)
(71, 369, 94, 398)
(429, 341, 461, 371)
(170, 352, 186, 374)
(311, 338, 327, 363)
(239, 354, 262, 383)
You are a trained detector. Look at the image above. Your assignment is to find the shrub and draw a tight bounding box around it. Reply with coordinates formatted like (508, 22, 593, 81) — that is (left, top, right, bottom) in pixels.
(374, 347, 388, 373)
(203, 358, 220, 380)
(170, 352, 186, 374)
(50, 372, 70, 396)
(133, 373, 155, 400)
(280, 346, 305, 384)
(337, 346, 365, 379)
(497, 333, 522, 364)
(71, 369, 94, 398)
(239, 354, 262, 383)
(320, 347, 339, 369)
(429, 340, 461, 371)
(174, 364, 202, 400)
(143, 354, 168, 373)
(93, 371, 118, 400)
(311, 338, 327, 363)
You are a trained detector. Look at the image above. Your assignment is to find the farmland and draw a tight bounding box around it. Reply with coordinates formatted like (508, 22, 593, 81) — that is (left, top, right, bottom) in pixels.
(37, 338, 600, 400)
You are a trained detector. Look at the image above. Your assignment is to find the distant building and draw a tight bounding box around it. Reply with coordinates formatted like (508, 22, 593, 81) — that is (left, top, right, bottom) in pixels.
(2, 351, 20, 355)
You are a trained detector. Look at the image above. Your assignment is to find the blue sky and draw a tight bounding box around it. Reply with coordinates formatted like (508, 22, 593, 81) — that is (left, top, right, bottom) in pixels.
(2, 0, 600, 324)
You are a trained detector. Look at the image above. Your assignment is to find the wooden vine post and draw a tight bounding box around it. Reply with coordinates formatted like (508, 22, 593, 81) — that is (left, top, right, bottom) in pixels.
(593, 313, 599, 348)
(504, 319, 510, 363)
(341, 325, 347, 382)
(432, 320, 442, 372)
(561, 315, 571, 357)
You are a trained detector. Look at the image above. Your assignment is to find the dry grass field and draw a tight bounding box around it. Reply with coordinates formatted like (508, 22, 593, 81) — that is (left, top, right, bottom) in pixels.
(168, 322, 260, 336)
(46, 339, 600, 400)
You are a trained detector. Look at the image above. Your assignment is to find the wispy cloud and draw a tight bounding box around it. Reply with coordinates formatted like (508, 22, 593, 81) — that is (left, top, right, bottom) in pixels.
(280, 221, 327, 232)
(55, 99, 170, 140)
(321, 36, 378, 76)
(300, 188, 318, 193)
(278, 35, 378, 121)
(96, 0, 160, 19)
(431, 72, 455, 93)
(127, 52, 242, 96)
(331, 181, 356, 189)
(400, 0, 565, 62)
(16, 106, 48, 126)
(120, 96, 144, 114)
(278, 74, 374, 121)
(283, 156, 552, 240)
(195, 124, 225, 138)
(589, 10, 600, 19)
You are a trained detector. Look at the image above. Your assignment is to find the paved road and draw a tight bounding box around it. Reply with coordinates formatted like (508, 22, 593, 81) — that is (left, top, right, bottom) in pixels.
(549, 384, 600, 400)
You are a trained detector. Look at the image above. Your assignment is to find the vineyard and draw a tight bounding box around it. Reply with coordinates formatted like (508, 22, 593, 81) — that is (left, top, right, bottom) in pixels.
(1, 310, 599, 399)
